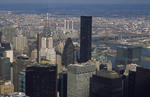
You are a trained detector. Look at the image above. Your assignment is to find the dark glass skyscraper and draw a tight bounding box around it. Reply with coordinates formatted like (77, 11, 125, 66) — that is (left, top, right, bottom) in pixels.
(90, 71, 122, 97)
(62, 38, 75, 66)
(26, 65, 57, 97)
(59, 71, 67, 97)
(80, 16, 92, 63)
(134, 67, 150, 97)
(116, 45, 141, 66)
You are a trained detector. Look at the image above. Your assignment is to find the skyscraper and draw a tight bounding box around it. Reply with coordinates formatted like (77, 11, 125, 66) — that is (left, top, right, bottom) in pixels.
(13, 35, 28, 52)
(0, 31, 2, 44)
(37, 33, 42, 63)
(62, 38, 75, 66)
(134, 67, 150, 97)
(90, 71, 122, 97)
(80, 16, 92, 63)
(18, 71, 26, 93)
(0, 57, 11, 81)
(115, 45, 141, 66)
(26, 65, 57, 97)
(13, 55, 30, 92)
(67, 61, 96, 97)
(59, 71, 67, 97)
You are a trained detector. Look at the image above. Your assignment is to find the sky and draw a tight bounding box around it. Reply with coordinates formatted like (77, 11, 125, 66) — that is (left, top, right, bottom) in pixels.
(1, 0, 150, 4)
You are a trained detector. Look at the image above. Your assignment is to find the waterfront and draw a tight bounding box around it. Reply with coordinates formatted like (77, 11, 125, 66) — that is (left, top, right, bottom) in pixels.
(93, 41, 150, 68)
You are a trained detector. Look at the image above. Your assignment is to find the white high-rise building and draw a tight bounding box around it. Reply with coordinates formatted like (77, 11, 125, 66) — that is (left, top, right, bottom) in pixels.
(5, 50, 13, 63)
(47, 37, 53, 49)
(64, 19, 74, 34)
(40, 36, 56, 64)
(67, 61, 96, 97)
(46, 48, 56, 64)
(13, 35, 27, 51)
(41, 37, 47, 49)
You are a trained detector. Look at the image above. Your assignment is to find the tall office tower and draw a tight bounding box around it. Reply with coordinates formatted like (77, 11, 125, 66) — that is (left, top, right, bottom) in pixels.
(56, 42, 65, 74)
(37, 33, 42, 63)
(64, 20, 74, 33)
(0, 57, 11, 81)
(47, 37, 53, 49)
(46, 48, 56, 64)
(115, 45, 141, 66)
(31, 49, 37, 62)
(40, 37, 47, 57)
(13, 55, 30, 92)
(90, 71, 122, 97)
(4, 50, 13, 63)
(134, 67, 150, 97)
(62, 38, 75, 66)
(59, 71, 67, 97)
(41, 37, 47, 49)
(67, 61, 96, 97)
(26, 65, 57, 97)
(122, 66, 137, 97)
(40, 36, 56, 63)
(46, 36, 56, 64)
(13, 35, 28, 52)
(80, 16, 92, 63)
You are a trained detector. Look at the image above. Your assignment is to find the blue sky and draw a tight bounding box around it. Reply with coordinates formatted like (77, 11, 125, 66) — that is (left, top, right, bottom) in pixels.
(1, 0, 150, 4)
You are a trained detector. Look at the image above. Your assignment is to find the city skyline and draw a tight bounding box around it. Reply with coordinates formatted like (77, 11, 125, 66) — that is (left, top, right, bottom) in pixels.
(0, 1, 150, 96)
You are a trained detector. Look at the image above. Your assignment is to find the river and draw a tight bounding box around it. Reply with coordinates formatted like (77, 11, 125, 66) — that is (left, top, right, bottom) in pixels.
(93, 41, 150, 68)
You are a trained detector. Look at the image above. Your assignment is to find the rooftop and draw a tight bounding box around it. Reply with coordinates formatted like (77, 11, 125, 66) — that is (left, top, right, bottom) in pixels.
(96, 70, 121, 79)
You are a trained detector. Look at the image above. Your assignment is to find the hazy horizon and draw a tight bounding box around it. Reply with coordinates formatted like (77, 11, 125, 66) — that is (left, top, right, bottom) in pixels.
(1, 0, 150, 5)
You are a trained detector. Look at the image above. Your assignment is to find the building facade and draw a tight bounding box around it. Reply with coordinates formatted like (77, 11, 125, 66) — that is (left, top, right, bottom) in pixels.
(80, 16, 92, 63)
(67, 62, 96, 97)
(62, 38, 75, 66)
(18, 71, 26, 93)
(0, 80, 14, 95)
(26, 65, 57, 97)
(115, 45, 141, 66)
(13, 35, 27, 52)
(90, 71, 122, 97)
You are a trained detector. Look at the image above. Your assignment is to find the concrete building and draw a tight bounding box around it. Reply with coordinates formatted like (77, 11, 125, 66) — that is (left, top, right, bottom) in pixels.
(67, 61, 96, 97)
(46, 48, 56, 64)
(40, 36, 56, 64)
(31, 49, 37, 62)
(13, 35, 27, 52)
(41, 37, 47, 49)
(56, 42, 65, 74)
(63, 19, 74, 34)
(0, 80, 14, 95)
(4, 50, 13, 63)
(37, 33, 42, 63)
(47, 37, 53, 48)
